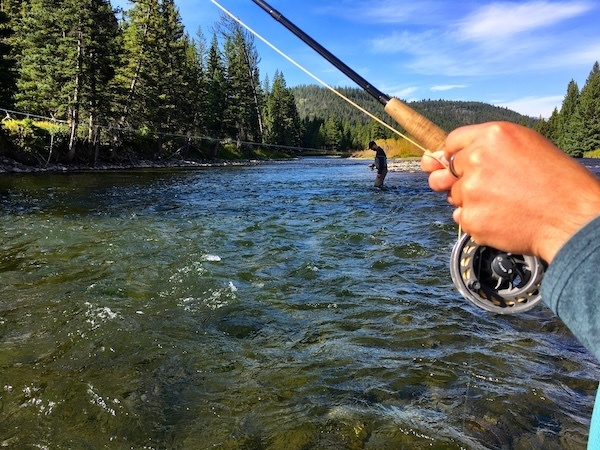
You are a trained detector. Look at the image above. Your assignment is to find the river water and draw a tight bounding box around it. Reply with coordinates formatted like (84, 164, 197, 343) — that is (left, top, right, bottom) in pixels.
(1, 157, 599, 449)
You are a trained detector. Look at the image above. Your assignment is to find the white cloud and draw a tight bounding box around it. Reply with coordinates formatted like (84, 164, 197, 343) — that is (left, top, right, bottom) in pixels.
(431, 85, 468, 92)
(457, 1, 593, 43)
(389, 86, 420, 98)
(551, 42, 600, 67)
(371, 30, 435, 54)
(493, 95, 564, 118)
(369, 0, 598, 78)
(459, 1, 592, 39)
(318, 0, 443, 24)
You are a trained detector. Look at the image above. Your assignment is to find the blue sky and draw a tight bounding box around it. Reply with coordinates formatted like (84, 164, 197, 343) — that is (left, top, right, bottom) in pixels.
(111, 0, 600, 119)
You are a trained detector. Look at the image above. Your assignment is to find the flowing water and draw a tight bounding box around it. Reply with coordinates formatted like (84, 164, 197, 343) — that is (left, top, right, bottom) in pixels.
(1, 157, 599, 449)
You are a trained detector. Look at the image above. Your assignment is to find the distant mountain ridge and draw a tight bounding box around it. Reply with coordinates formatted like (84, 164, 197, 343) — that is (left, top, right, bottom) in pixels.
(291, 84, 536, 133)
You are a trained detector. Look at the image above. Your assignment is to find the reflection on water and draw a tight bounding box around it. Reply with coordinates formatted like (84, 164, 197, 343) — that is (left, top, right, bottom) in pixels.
(0, 158, 599, 449)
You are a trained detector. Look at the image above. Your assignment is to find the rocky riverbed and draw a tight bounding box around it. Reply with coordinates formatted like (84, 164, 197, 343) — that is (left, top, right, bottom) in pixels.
(386, 158, 423, 172)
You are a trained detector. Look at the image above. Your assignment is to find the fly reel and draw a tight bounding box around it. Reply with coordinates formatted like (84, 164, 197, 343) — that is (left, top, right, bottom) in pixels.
(450, 233, 546, 314)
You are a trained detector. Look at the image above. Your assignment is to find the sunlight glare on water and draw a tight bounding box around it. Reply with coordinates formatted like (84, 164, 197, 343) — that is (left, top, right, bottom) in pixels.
(0, 158, 599, 449)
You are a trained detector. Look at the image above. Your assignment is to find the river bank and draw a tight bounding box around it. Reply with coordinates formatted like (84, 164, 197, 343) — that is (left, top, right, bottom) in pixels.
(0, 155, 264, 174)
(0, 155, 424, 174)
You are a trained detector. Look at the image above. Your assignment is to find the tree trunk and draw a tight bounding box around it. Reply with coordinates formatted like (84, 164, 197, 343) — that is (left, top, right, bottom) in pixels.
(67, 26, 84, 162)
(89, 112, 100, 166)
(243, 50, 263, 137)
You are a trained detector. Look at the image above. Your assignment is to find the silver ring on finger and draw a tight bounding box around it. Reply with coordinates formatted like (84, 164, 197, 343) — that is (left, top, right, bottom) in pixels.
(448, 154, 460, 178)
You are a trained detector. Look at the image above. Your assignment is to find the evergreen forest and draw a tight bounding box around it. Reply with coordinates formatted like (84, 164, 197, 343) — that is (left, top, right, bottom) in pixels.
(0, 0, 599, 168)
(0, 0, 302, 166)
(533, 61, 600, 157)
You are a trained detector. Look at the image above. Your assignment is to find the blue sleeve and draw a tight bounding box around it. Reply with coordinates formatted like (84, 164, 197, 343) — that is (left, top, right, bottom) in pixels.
(541, 215, 600, 362)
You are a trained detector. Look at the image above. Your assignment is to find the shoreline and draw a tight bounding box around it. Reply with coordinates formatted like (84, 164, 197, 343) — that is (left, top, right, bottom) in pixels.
(0, 155, 425, 175)
(0, 156, 265, 174)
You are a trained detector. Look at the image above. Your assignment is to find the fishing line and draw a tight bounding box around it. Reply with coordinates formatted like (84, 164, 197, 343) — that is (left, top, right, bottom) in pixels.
(210, 0, 428, 154)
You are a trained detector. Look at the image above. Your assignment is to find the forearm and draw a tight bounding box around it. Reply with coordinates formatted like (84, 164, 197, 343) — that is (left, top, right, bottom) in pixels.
(542, 216, 600, 361)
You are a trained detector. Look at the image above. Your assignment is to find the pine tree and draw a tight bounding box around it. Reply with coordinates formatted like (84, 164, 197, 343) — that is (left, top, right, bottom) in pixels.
(262, 70, 284, 144)
(223, 33, 247, 144)
(282, 85, 301, 146)
(62, 0, 119, 162)
(556, 80, 583, 156)
(263, 71, 301, 147)
(545, 108, 560, 144)
(180, 27, 207, 137)
(153, 0, 187, 137)
(15, 0, 67, 117)
(1, 0, 24, 78)
(533, 107, 559, 144)
(13, 0, 119, 161)
(179, 33, 204, 134)
(300, 116, 324, 149)
(115, 0, 161, 130)
(0, 9, 16, 107)
(578, 61, 600, 153)
(80, 0, 120, 163)
(204, 33, 226, 146)
(221, 19, 261, 149)
(323, 116, 342, 150)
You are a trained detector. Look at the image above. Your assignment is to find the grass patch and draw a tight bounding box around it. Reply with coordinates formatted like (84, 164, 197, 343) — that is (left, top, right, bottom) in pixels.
(351, 137, 423, 159)
(215, 143, 292, 160)
(584, 149, 600, 158)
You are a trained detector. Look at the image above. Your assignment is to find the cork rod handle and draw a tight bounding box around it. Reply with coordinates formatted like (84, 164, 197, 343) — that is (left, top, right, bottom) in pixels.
(384, 98, 447, 152)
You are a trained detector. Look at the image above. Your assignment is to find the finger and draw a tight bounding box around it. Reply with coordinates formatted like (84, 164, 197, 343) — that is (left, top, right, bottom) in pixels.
(447, 188, 461, 207)
(421, 150, 446, 173)
(443, 123, 489, 159)
(452, 206, 462, 225)
(428, 168, 459, 192)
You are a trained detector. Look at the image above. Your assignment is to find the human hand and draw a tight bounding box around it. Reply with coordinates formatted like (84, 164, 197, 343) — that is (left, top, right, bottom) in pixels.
(421, 121, 600, 263)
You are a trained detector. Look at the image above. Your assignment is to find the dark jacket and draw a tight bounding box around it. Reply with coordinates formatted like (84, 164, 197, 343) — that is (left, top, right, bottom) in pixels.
(374, 147, 387, 174)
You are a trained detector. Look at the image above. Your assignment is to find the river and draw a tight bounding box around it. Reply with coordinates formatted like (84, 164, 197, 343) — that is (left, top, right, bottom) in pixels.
(1, 157, 599, 449)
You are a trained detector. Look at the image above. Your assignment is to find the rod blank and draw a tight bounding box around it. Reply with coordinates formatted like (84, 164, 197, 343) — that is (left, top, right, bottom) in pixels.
(251, 0, 390, 105)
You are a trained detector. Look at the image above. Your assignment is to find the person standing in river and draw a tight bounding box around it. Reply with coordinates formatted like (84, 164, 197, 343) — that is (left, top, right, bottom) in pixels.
(368, 141, 387, 188)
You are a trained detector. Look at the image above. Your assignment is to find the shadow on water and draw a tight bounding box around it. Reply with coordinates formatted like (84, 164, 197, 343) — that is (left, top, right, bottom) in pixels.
(0, 157, 599, 449)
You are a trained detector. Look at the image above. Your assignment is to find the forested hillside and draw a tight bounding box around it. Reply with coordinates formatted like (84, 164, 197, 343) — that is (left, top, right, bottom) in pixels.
(292, 85, 537, 151)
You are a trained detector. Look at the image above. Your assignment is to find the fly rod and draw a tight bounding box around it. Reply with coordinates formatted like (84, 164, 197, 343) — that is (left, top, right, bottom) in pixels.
(214, 0, 546, 314)
(250, 0, 447, 153)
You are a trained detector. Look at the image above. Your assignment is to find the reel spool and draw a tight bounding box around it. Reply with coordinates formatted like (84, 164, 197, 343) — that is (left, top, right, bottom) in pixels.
(450, 233, 546, 314)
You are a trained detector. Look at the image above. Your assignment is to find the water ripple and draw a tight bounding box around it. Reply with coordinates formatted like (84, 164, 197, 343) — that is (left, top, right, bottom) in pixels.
(0, 158, 598, 449)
